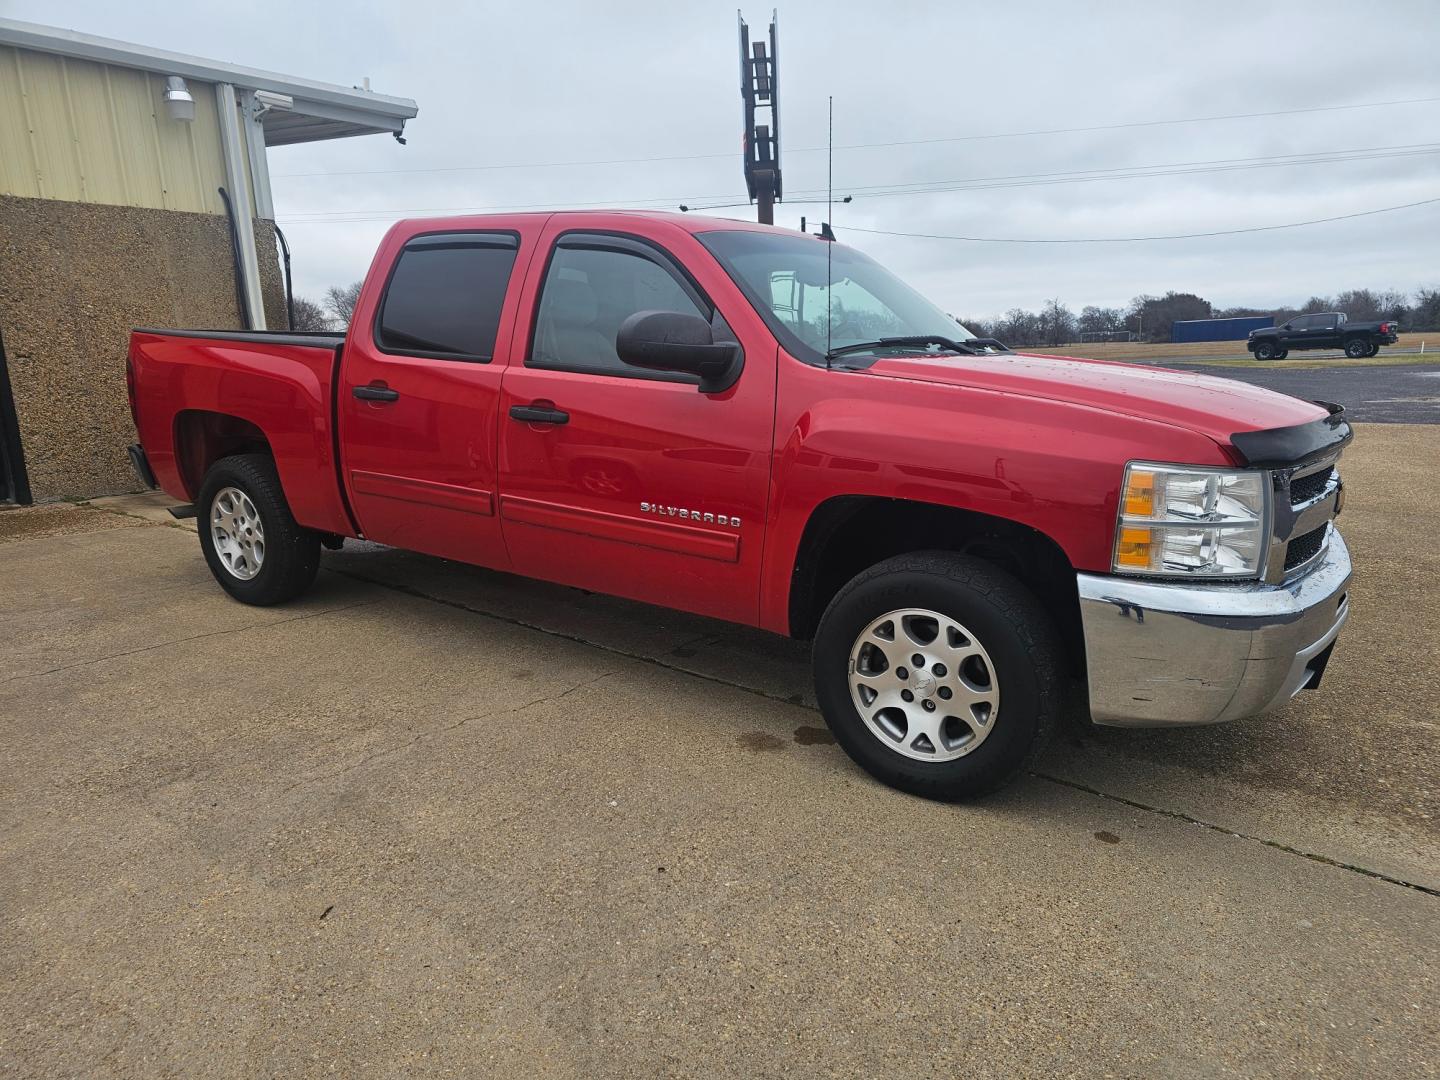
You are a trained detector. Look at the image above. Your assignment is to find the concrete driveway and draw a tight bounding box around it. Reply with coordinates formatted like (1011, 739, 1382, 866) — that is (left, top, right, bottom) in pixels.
(2, 424, 1437, 1078)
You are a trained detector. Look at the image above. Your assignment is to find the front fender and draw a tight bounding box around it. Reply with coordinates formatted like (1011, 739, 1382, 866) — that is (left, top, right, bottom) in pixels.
(758, 376, 1229, 634)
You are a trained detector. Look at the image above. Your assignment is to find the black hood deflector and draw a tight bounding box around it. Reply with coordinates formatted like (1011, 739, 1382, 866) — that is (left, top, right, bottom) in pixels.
(1230, 400, 1353, 470)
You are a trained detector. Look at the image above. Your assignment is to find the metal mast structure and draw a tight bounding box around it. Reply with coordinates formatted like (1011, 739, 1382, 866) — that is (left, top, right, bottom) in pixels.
(739, 10, 782, 224)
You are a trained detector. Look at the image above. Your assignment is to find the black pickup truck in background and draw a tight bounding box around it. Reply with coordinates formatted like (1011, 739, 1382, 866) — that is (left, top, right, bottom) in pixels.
(1247, 312, 1399, 360)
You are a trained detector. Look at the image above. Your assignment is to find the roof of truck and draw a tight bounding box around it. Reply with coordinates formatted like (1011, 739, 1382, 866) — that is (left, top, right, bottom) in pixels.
(392, 209, 789, 235)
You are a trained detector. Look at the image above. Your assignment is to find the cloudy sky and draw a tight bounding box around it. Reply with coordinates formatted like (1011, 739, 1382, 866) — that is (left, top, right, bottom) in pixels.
(10, 0, 1440, 317)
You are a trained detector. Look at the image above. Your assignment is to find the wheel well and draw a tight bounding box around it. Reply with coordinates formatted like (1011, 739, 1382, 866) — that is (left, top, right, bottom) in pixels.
(173, 410, 272, 499)
(788, 496, 1085, 674)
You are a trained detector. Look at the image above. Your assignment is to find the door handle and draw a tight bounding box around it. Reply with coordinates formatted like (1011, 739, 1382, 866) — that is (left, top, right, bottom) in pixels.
(353, 384, 400, 402)
(509, 404, 569, 425)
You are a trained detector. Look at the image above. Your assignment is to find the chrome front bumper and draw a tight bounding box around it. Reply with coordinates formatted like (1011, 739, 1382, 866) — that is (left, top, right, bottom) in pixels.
(1076, 530, 1352, 727)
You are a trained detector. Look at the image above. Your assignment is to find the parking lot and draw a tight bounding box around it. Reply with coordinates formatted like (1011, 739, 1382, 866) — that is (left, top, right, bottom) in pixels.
(1169, 359, 1440, 424)
(2, 424, 1437, 1078)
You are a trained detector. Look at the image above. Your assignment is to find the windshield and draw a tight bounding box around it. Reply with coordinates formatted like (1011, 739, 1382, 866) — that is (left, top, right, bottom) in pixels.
(697, 229, 975, 364)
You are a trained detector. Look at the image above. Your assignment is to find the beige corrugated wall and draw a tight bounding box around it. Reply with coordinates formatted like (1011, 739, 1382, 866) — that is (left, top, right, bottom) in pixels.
(0, 45, 241, 215)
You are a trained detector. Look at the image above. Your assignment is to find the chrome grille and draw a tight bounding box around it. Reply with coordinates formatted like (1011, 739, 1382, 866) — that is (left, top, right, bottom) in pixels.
(1289, 467, 1333, 506)
(1263, 455, 1342, 583)
(1283, 524, 1328, 571)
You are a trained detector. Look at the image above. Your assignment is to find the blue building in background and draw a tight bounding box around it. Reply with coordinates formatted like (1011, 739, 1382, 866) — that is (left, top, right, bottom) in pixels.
(1171, 316, 1274, 343)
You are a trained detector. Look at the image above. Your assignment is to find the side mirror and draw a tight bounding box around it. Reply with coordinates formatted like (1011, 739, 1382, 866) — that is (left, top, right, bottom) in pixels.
(616, 310, 740, 392)
(1281, 323, 1292, 331)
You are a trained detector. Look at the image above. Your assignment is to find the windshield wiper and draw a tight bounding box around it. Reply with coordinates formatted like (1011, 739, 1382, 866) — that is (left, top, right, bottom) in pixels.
(824, 335, 998, 362)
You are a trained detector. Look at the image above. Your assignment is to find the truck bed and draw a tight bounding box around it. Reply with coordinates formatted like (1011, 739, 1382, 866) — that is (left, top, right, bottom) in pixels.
(128, 327, 355, 537)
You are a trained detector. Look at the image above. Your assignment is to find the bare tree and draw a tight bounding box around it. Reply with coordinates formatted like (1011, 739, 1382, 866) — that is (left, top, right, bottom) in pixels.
(1079, 305, 1125, 336)
(1040, 298, 1077, 346)
(324, 281, 364, 328)
(289, 296, 331, 332)
(1411, 288, 1440, 331)
(996, 308, 1043, 347)
(1333, 289, 1380, 321)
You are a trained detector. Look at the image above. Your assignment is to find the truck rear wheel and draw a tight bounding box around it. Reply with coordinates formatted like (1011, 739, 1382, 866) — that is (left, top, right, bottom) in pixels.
(1344, 339, 1370, 359)
(1367, 343, 1381, 358)
(197, 454, 320, 606)
(812, 552, 1061, 800)
(1253, 342, 1278, 361)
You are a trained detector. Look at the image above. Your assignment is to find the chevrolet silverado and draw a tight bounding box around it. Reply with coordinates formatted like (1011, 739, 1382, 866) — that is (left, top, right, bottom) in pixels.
(127, 211, 1353, 799)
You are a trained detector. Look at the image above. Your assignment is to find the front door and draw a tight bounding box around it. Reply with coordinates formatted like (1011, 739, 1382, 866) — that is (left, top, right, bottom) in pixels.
(496, 225, 775, 625)
(339, 228, 531, 567)
(1283, 315, 1313, 349)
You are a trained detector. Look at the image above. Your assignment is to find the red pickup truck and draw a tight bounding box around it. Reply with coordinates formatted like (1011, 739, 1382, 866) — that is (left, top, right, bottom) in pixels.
(127, 211, 1353, 799)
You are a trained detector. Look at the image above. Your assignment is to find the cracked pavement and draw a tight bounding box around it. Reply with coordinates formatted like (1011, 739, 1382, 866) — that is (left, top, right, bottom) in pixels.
(2, 423, 1437, 1077)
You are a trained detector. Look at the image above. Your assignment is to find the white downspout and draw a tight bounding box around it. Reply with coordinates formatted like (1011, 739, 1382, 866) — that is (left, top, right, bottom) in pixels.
(240, 89, 276, 221)
(215, 82, 266, 329)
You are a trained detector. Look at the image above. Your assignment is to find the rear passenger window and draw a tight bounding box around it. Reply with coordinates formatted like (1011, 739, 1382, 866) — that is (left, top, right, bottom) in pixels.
(376, 232, 519, 360)
(529, 241, 712, 378)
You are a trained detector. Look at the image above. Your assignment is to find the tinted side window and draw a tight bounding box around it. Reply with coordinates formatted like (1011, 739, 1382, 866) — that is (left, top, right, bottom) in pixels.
(377, 233, 519, 360)
(1289, 315, 1313, 330)
(529, 244, 708, 378)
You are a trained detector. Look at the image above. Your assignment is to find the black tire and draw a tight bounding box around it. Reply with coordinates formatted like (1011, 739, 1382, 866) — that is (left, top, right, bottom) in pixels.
(196, 454, 320, 605)
(812, 552, 1062, 800)
(1274, 349, 1289, 360)
(1367, 343, 1381, 358)
(1344, 338, 1370, 359)
(1253, 341, 1278, 361)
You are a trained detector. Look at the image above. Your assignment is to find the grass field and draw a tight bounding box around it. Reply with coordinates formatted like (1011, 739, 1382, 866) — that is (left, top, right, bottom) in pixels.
(1023, 331, 1436, 365)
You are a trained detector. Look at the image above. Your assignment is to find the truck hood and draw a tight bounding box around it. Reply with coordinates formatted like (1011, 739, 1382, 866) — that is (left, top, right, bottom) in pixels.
(861, 351, 1329, 447)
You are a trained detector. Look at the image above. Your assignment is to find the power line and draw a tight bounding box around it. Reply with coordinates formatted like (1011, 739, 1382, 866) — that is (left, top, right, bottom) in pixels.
(841, 196, 1440, 244)
(821, 143, 1440, 196)
(269, 95, 1440, 180)
(276, 143, 1440, 223)
(679, 143, 1440, 211)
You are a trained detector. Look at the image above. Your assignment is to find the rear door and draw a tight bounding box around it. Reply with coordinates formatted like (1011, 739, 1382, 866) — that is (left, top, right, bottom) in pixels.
(339, 225, 536, 567)
(1311, 313, 1342, 349)
(495, 221, 776, 625)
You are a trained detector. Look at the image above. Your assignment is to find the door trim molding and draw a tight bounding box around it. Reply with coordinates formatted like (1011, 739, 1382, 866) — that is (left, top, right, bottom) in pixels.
(350, 470, 494, 516)
(499, 494, 741, 562)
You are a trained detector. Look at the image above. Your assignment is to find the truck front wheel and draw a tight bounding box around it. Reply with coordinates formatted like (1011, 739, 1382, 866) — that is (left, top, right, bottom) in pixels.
(1253, 341, 1278, 361)
(812, 553, 1062, 800)
(197, 454, 320, 606)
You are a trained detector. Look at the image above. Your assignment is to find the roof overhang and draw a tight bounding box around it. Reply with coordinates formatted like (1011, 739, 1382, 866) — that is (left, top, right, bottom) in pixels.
(0, 17, 418, 145)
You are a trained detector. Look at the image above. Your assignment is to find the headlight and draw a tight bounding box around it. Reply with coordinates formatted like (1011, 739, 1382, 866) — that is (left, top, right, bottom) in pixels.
(1113, 463, 1270, 578)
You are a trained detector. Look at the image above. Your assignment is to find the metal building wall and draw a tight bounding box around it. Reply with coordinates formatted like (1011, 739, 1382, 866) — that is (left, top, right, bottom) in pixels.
(0, 45, 238, 215)
(1170, 316, 1275, 343)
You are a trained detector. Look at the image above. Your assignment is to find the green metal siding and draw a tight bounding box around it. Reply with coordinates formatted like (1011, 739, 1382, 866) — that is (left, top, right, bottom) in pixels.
(0, 45, 242, 215)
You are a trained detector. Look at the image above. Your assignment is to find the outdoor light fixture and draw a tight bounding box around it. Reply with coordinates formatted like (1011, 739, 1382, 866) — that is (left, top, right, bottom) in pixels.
(162, 76, 195, 122)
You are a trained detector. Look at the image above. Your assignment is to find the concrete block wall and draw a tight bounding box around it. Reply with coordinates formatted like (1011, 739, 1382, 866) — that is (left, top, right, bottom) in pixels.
(0, 194, 286, 501)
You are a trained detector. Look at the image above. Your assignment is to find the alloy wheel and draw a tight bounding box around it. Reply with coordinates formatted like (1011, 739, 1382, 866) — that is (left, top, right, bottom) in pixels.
(211, 486, 265, 580)
(847, 608, 1001, 762)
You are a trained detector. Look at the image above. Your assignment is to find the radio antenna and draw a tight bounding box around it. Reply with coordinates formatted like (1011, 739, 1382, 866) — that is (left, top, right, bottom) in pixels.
(825, 94, 833, 370)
